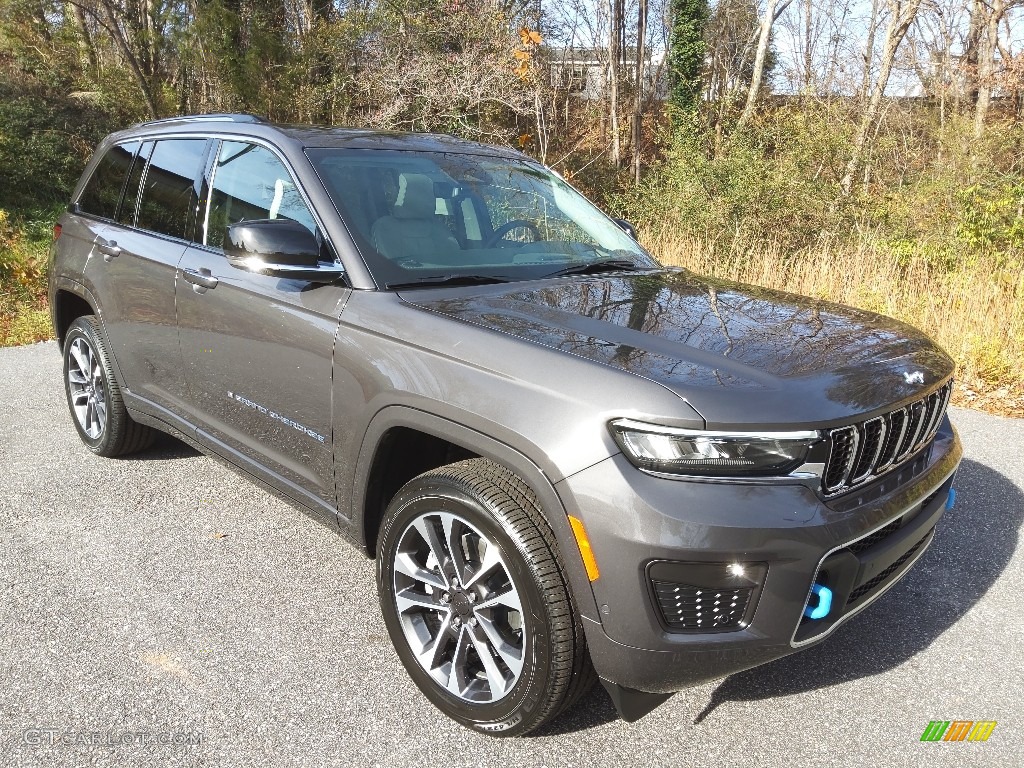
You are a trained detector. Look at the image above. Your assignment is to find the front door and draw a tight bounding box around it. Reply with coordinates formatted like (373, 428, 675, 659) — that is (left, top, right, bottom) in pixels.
(175, 140, 348, 510)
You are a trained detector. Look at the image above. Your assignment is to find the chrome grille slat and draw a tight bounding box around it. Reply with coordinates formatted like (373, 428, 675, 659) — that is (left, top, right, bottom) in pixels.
(896, 401, 926, 461)
(821, 381, 953, 497)
(874, 408, 907, 473)
(924, 384, 950, 441)
(849, 417, 885, 484)
(917, 392, 939, 451)
(824, 426, 858, 492)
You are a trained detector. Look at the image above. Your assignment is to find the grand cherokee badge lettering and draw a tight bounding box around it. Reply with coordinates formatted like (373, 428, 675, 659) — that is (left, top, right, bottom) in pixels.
(227, 391, 325, 443)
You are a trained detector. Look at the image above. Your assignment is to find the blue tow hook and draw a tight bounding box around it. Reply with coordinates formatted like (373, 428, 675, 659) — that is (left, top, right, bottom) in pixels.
(946, 488, 956, 510)
(804, 583, 833, 620)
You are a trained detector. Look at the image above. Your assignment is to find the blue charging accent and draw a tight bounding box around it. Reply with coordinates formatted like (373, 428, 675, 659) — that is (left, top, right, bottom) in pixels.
(804, 583, 832, 620)
(946, 488, 956, 510)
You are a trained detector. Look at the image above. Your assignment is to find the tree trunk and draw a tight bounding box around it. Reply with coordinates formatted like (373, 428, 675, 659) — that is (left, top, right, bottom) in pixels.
(974, 0, 1006, 139)
(802, 0, 812, 91)
(736, 0, 792, 129)
(840, 0, 922, 196)
(632, 0, 648, 184)
(965, 0, 985, 107)
(608, 0, 622, 168)
(67, 2, 99, 73)
(861, 0, 880, 101)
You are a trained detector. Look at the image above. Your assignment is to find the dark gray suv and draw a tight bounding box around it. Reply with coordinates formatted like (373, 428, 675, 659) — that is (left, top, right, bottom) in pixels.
(48, 114, 962, 735)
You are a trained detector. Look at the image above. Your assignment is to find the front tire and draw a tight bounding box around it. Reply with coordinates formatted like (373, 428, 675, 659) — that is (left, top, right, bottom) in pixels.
(377, 458, 595, 736)
(63, 315, 154, 457)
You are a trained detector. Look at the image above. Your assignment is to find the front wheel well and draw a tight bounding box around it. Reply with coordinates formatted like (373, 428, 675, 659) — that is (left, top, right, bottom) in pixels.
(363, 427, 478, 556)
(53, 290, 95, 349)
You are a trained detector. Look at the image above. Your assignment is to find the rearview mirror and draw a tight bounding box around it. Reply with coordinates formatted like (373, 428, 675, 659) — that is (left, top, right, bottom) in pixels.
(613, 218, 638, 240)
(224, 219, 344, 283)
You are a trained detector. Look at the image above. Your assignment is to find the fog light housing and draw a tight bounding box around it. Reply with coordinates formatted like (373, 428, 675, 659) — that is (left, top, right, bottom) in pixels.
(647, 560, 768, 633)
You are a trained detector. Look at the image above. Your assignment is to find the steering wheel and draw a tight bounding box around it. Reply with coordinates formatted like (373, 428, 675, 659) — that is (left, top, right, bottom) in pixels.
(483, 219, 542, 249)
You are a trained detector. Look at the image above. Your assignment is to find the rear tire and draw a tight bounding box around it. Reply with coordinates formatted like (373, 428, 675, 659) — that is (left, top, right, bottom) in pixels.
(377, 458, 595, 736)
(63, 315, 154, 457)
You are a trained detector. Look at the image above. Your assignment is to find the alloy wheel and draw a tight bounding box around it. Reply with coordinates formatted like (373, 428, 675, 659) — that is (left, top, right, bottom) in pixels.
(67, 337, 107, 440)
(392, 511, 525, 703)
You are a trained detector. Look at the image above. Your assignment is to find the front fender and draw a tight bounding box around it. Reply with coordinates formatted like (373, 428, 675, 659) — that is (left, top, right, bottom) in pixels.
(349, 404, 601, 623)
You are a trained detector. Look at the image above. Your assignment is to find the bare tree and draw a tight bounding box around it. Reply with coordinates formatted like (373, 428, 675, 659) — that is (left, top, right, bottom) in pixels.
(736, 0, 794, 129)
(972, 0, 1024, 138)
(608, 0, 624, 167)
(862, 0, 882, 100)
(840, 0, 923, 195)
(632, 0, 648, 183)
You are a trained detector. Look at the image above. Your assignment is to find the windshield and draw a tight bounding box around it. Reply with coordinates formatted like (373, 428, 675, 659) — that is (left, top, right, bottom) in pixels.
(305, 148, 659, 288)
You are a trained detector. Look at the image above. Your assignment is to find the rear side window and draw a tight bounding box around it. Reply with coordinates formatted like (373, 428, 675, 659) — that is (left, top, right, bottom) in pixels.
(136, 139, 208, 239)
(77, 141, 140, 220)
(205, 141, 316, 248)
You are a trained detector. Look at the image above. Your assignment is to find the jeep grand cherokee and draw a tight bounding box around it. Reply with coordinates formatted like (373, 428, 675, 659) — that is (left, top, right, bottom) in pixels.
(48, 114, 962, 735)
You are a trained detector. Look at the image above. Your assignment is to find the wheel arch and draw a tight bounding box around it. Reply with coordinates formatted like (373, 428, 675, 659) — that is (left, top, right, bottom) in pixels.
(351, 405, 600, 623)
(51, 279, 99, 350)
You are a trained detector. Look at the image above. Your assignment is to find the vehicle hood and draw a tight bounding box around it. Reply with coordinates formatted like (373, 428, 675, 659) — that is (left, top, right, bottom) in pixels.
(399, 270, 955, 427)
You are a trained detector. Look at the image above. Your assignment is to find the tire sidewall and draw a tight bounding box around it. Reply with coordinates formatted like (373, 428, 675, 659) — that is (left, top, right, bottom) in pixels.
(377, 482, 554, 736)
(63, 319, 114, 455)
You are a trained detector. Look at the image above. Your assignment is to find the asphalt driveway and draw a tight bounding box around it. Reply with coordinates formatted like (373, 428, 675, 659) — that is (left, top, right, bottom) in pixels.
(1, 341, 1021, 766)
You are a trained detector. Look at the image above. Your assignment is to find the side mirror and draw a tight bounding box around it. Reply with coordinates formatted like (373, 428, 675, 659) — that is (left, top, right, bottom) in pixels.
(224, 219, 344, 283)
(613, 218, 638, 240)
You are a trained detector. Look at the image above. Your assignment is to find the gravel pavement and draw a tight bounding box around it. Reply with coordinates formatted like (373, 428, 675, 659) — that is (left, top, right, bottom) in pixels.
(1, 340, 1021, 767)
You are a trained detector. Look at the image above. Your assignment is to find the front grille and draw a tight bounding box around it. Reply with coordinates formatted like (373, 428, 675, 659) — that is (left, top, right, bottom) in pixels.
(652, 581, 752, 632)
(822, 381, 951, 496)
(847, 532, 930, 604)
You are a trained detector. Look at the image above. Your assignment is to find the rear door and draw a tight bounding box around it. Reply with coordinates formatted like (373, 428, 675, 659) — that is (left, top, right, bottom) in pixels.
(82, 137, 210, 413)
(176, 139, 348, 510)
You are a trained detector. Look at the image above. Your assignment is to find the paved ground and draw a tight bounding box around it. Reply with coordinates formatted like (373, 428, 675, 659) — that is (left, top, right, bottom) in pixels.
(1, 340, 1021, 767)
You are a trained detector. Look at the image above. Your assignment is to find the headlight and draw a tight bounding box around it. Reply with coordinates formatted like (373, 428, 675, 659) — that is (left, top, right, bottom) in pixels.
(610, 419, 820, 477)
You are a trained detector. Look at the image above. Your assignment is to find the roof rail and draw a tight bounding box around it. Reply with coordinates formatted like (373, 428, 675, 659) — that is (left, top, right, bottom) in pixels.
(136, 113, 266, 127)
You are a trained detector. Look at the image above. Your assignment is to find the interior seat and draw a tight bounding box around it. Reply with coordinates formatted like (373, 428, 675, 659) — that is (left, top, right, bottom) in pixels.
(370, 173, 462, 264)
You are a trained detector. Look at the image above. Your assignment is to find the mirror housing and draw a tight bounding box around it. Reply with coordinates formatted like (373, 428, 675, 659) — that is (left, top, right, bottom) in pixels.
(224, 219, 344, 283)
(613, 218, 638, 240)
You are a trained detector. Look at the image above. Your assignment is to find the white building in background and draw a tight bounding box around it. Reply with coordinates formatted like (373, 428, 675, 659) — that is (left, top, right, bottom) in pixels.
(546, 48, 668, 100)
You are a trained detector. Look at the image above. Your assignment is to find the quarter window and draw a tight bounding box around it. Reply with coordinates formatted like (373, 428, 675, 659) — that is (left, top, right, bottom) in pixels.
(77, 142, 140, 220)
(205, 141, 315, 249)
(136, 139, 208, 239)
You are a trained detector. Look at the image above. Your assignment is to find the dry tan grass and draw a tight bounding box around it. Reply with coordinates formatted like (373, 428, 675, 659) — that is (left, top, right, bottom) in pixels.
(647, 230, 1024, 418)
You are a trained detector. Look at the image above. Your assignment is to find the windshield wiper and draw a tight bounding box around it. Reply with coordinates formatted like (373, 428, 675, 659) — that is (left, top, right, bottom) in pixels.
(386, 274, 510, 290)
(541, 259, 644, 279)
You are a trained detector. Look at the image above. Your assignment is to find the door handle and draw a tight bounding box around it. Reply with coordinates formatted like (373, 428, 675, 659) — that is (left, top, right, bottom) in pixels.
(183, 269, 219, 291)
(97, 241, 121, 262)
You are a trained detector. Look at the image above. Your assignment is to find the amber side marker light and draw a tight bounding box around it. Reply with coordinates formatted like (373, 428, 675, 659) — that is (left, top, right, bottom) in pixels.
(568, 515, 600, 581)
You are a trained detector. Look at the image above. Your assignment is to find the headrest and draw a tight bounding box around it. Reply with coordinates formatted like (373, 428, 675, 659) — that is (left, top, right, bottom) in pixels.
(393, 173, 436, 220)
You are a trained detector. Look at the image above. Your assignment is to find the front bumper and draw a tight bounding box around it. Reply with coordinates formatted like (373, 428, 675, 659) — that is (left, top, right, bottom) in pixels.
(556, 419, 962, 694)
